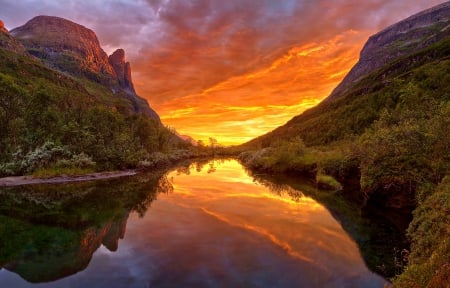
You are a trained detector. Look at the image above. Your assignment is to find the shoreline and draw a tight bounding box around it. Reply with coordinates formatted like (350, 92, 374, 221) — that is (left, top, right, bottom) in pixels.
(0, 170, 138, 187)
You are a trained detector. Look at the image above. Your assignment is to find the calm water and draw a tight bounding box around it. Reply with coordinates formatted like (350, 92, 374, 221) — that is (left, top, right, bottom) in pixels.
(0, 159, 389, 287)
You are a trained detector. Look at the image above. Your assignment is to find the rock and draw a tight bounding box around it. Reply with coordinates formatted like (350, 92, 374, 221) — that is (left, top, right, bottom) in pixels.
(327, 1, 450, 101)
(0, 20, 6, 33)
(0, 20, 27, 54)
(10, 15, 161, 122)
(109, 49, 136, 94)
(10, 15, 117, 84)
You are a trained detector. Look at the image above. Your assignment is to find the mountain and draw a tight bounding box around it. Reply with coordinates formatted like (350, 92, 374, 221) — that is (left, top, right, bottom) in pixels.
(0, 20, 26, 54)
(0, 16, 190, 176)
(245, 2, 450, 148)
(328, 1, 450, 101)
(240, 3, 449, 286)
(109, 48, 136, 94)
(10, 16, 159, 120)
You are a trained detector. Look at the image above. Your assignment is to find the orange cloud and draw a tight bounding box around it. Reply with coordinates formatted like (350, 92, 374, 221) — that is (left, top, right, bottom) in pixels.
(155, 30, 368, 145)
(2, 0, 446, 145)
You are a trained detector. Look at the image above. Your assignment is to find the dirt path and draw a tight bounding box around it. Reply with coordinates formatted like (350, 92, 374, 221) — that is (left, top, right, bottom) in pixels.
(0, 170, 138, 187)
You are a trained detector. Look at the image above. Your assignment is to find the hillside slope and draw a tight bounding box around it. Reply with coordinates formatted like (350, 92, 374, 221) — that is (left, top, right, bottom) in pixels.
(245, 1, 450, 148)
(328, 1, 450, 101)
(0, 18, 188, 176)
(239, 3, 449, 284)
(10, 16, 160, 121)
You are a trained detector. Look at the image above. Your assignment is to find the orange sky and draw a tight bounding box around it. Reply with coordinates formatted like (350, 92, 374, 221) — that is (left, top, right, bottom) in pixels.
(2, 0, 446, 145)
(145, 31, 367, 144)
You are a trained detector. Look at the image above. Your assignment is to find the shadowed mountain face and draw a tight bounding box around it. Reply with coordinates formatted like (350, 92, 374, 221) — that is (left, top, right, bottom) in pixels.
(327, 1, 450, 101)
(10, 15, 160, 121)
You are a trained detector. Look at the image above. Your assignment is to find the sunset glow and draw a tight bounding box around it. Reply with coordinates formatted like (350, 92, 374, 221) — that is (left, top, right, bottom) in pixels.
(2, 0, 445, 145)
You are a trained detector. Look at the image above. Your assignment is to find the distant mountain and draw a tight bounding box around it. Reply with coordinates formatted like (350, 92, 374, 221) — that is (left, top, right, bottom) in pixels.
(10, 16, 159, 121)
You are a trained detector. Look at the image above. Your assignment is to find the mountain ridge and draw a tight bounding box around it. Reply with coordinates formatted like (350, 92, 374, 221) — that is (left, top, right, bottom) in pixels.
(327, 1, 450, 101)
(245, 1, 450, 148)
(0, 16, 193, 175)
(238, 3, 449, 285)
(10, 15, 160, 121)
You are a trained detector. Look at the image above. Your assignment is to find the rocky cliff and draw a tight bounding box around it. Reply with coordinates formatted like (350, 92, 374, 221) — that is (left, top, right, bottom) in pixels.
(10, 16, 116, 83)
(10, 16, 160, 121)
(0, 20, 6, 33)
(0, 20, 27, 54)
(327, 1, 450, 101)
(109, 48, 136, 94)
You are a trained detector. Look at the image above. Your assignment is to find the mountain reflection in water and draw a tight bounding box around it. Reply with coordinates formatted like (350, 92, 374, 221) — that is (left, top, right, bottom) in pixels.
(0, 159, 388, 287)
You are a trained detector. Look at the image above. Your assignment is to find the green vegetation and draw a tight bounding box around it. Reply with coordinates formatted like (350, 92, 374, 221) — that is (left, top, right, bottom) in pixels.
(395, 176, 450, 287)
(239, 137, 355, 190)
(237, 35, 450, 282)
(316, 172, 342, 191)
(0, 48, 193, 176)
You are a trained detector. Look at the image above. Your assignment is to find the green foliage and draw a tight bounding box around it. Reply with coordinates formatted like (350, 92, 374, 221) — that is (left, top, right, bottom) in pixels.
(316, 172, 342, 191)
(0, 48, 189, 176)
(359, 97, 449, 199)
(394, 176, 450, 287)
(237, 34, 450, 283)
(239, 138, 355, 189)
(239, 137, 316, 174)
(0, 142, 97, 176)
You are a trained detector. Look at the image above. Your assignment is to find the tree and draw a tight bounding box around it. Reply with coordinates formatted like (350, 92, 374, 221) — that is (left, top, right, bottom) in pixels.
(209, 137, 218, 156)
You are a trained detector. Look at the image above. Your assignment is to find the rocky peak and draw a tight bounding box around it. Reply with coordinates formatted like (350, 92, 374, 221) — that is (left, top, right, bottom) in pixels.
(109, 49, 136, 94)
(0, 19, 27, 54)
(0, 20, 7, 33)
(327, 1, 450, 101)
(10, 15, 116, 83)
(9, 15, 161, 122)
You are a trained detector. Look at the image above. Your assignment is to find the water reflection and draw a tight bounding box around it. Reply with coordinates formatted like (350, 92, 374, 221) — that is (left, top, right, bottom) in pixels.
(245, 168, 407, 278)
(0, 159, 389, 287)
(0, 171, 169, 283)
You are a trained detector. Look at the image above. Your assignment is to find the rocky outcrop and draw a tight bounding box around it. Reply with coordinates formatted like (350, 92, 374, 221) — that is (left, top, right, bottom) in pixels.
(9, 16, 160, 121)
(109, 49, 136, 94)
(10, 16, 116, 83)
(327, 1, 450, 101)
(0, 20, 27, 54)
(0, 20, 6, 33)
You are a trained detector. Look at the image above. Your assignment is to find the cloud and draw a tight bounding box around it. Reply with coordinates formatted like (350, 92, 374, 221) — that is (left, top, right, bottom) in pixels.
(0, 0, 446, 144)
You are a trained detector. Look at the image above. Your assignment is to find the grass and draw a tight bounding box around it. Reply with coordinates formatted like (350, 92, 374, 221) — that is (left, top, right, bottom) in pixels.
(32, 166, 95, 178)
(394, 176, 450, 287)
(316, 173, 342, 190)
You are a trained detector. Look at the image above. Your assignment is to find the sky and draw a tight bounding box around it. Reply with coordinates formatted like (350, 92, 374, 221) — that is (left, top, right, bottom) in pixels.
(0, 0, 446, 145)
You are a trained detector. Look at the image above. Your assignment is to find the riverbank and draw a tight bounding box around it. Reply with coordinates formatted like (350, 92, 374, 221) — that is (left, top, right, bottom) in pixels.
(0, 170, 138, 187)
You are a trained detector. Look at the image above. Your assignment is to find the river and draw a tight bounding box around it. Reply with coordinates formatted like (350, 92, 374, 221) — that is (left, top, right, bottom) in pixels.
(0, 159, 392, 287)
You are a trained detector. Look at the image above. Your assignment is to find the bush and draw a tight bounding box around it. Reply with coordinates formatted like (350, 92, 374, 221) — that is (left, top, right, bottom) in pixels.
(394, 176, 450, 287)
(0, 142, 96, 176)
(316, 172, 342, 191)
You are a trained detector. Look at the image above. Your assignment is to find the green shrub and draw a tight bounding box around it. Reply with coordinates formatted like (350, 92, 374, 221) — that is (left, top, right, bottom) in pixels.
(394, 176, 450, 287)
(316, 172, 342, 191)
